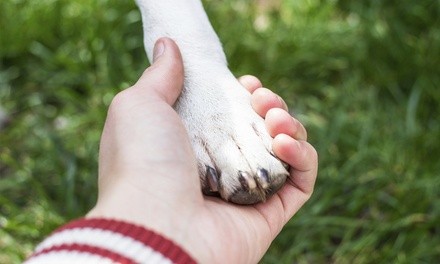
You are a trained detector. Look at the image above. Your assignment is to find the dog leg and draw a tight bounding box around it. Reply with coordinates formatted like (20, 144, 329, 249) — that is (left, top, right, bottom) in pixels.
(136, 0, 288, 204)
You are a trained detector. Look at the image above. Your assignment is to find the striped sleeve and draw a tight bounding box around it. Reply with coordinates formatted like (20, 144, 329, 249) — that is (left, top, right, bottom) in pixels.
(25, 218, 197, 264)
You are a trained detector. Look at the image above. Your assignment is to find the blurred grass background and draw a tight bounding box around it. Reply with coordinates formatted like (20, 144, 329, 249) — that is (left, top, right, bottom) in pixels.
(1, 0, 439, 263)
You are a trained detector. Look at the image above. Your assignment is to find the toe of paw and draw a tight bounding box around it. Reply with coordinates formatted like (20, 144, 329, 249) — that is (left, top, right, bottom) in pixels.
(229, 190, 264, 205)
(200, 165, 222, 196)
(198, 162, 288, 204)
(230, 170, 288, 205)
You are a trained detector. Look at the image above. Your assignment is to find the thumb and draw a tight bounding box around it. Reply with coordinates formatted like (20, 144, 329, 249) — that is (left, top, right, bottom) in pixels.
(133, 37, 184, 105)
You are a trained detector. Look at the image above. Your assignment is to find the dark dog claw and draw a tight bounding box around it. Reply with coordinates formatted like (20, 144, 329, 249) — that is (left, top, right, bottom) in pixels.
(238, 171, 256, 191)
(270, 151, 290, 170)
(256, 168, 270, 189)
(206, 166, 219, 192)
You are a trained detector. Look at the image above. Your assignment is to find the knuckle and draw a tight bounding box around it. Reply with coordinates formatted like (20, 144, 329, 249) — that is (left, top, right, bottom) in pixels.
(108, 88, 135, 113)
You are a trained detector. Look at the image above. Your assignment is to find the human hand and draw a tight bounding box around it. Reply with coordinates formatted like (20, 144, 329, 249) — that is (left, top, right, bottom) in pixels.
(87, 38, 318, 263)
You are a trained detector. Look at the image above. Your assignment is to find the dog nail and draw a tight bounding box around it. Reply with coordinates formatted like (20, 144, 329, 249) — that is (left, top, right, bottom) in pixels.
(238, 171, 257, 191)
(206, 166, 219, 192)
(270, 151, 290, 170)
(256, 168, 270, 189)
(281, 161, 290, 170)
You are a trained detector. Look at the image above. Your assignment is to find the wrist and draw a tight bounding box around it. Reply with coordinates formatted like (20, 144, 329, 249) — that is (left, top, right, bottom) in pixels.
(86, 188, 210, 263)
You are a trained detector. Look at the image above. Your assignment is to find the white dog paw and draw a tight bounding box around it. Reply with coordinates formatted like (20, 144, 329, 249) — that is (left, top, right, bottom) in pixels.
(136, 0, 289, 204)
(176, 74, 289, 204)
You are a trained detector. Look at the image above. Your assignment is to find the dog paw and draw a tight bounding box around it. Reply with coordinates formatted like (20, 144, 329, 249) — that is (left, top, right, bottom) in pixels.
(175, 73, 289, 204)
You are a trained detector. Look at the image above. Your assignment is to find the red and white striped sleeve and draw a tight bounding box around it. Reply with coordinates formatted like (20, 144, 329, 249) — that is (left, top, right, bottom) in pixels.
(25, 218, 197, 264)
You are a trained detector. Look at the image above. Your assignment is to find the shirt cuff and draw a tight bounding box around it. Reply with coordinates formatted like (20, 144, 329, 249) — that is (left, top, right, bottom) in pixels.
(25, 218, 196, 264)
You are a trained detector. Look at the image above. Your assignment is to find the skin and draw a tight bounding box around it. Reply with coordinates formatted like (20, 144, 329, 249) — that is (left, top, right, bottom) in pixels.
(87, 38, 318, 263)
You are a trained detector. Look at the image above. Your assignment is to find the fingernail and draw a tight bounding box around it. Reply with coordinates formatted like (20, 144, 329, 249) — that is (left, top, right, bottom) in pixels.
(277, 95, 288, 110)
(153, 39, 165, 62)
(292, 117, 307, 141)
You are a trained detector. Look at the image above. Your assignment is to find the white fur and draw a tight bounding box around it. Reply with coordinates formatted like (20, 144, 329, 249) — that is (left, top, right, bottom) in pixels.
(135, 0, 288, 203)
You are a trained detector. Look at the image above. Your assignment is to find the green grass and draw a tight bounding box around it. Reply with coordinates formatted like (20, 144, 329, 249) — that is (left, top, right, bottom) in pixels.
(1, 0, 439, 263)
